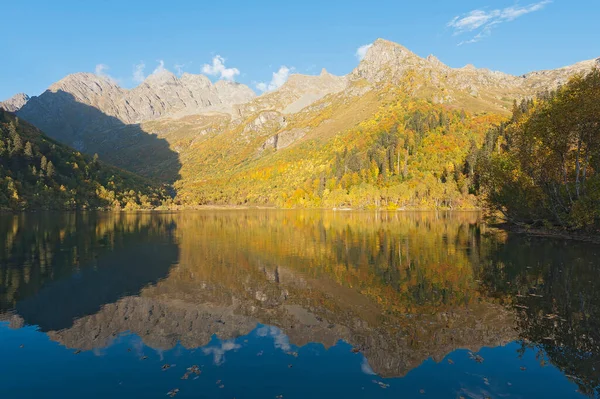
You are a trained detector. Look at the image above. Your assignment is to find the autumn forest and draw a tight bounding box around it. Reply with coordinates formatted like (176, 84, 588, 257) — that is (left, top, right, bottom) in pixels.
(1, 70, 599, 232)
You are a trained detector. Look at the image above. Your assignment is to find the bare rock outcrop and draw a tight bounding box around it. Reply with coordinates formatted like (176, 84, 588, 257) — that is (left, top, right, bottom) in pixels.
(260, 128, 308, 152)
(349, 38, 599, 111)
(0, 93, 30, 112)
(6, 38, 599, 181)
(16, 71, 256, 150)
(21, 70, 256, 124)
(235, 69, 347, 118)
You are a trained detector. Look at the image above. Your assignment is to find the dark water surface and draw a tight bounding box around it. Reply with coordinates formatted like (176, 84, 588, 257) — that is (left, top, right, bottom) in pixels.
(0, 211, 599, 398)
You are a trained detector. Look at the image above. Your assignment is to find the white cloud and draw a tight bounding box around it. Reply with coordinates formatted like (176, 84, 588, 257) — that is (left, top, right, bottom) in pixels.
(174, 63, 187, 76)
(153, 59, 166, 74)
(202, 340, 241, 365)
(355, 43, 373, 61)
(256, 326, 291, 352)
(459, 29, 493, 46)
(502, 1, 551, 20)
(132, 60, 169, 83)
(95, 64, 109, 76)
(94, 64, 115, 82)
(448, 10, 495, 33)
(256, 82, 268, 92)
(133, 61, 146, 83)
(202, 55, 240, 81)
(448, 1, 551, 45)
(361, 358, 376, 375)
(255, 66, 292, 92)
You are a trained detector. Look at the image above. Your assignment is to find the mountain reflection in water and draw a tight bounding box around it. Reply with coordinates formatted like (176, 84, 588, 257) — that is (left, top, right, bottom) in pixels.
(0, 211, 598, 398)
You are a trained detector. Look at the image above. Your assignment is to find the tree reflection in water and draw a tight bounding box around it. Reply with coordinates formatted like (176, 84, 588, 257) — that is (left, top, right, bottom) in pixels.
(0, 211, 598, 395)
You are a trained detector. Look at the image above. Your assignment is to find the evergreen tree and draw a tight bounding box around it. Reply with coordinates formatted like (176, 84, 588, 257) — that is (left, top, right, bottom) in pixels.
(0, 109, 167, 210)
(24, 141, 33, 159)
(11, 133, 22, 154)
(46, 161, 55, 178)
(40, 155, 48, 171)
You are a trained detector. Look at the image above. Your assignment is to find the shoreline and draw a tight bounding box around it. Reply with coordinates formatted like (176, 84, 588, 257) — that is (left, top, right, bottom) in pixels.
(0, 205, 483, 213)
(490, 222, 600, 244)
(3, 207, 599, 243)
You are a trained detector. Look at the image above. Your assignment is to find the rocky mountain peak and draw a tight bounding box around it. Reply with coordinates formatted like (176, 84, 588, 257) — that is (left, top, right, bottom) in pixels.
(234, 70, 348, 117)
(141, 69, 178, 86)
(213, 80, 256, 107)
(16, 68, 258, 149)
(50, 72, 120, 92)
(214, 79, 242, 89)
(351, 39, 425, 83)
(0, 93, 30, 112)
(281, 72, 348, 99)
(369, 38, 415, 57)
(362, 39, 419, 68)
(43, 72, 124, 112)
(12, 38, 600, 166)
(180, 73, 212, 89)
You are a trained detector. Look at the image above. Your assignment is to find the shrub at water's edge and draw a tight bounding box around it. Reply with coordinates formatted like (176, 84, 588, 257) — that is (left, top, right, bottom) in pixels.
(476, 70, 600, 232)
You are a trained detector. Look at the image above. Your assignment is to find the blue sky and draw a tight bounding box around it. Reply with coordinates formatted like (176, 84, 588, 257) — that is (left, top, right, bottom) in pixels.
(1, 0, 598, 100)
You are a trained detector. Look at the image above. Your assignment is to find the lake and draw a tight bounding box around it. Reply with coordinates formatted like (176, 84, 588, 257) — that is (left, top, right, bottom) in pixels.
(0, 211, 599, 398)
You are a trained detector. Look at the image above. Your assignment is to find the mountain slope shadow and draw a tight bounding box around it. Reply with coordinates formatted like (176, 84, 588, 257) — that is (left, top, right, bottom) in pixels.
(14, 236, 179, 332)
(0, 214, 180, 332)
(17, 90, 181, 185)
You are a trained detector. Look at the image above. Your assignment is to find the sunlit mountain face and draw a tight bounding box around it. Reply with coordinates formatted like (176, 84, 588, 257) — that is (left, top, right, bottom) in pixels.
(1, 211, 598, 398)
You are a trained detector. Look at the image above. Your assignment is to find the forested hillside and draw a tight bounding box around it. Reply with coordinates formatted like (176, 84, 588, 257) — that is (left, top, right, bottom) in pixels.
(5, 40, 599, 217)
(477, 70, 600, 231)
(175, 89, 502, 209)
(11, 40, 598, 212)
(0, 110, 168, 210)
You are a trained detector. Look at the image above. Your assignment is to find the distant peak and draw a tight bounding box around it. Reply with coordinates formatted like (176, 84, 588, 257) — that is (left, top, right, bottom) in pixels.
(181, 72, 210, 80)
(361, 38, 418, 64)
(320, 68, 329, 76)
(143, 69, 177, 85)
(61, 72, 97, 81)
(50, 72, 121, 92)
(6, 92, 30, 102)
(373, 38, 396, 46)
(351, 38, 423, 83)
(180, 73, 212, 87)
(0, 92, 30, 112)
(214, 79, 236, 86)
(371, 38, 413, 52)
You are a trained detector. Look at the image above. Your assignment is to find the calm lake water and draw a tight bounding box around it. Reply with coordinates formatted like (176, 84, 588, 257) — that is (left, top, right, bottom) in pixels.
(0, 211, 599, 398)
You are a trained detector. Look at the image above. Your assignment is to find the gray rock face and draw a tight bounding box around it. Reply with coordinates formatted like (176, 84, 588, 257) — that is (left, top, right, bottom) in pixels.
(0, 93, 30, 112)
(8, 38, 599, 180)
(20, 71, 255, 125)
(235, 70, 348, 118)
(352, 39, 426, 83)
(15, 71, 256, 152)
(260, 128, 308, 153)
(350, 38, 600, 108)
(521, 58, 600, 90)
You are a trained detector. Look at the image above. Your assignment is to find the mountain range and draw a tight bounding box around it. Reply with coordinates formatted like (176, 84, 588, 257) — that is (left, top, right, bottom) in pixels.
(3, 39, 599, 208)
